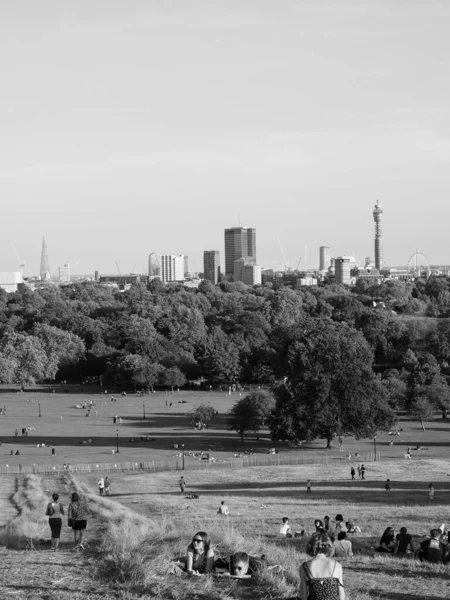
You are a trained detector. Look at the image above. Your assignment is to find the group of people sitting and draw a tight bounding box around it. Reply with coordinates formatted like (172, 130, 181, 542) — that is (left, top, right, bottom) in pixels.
(280, 515, 360, 559)
(376, 525, 450, 563)
(170, 529, 346, 600)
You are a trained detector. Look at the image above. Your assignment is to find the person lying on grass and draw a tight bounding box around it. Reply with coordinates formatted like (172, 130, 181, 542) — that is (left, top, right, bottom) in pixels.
(169, 531, 214, 576)
(214, 552, 280, 578)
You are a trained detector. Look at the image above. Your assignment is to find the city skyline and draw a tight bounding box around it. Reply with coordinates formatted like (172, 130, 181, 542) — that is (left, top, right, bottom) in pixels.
(2, 2, 450, 274)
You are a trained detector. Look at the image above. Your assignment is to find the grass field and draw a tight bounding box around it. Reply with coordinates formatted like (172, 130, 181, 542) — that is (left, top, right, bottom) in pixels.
(1, 460, 450, 599)
(0, 386, 449, 469)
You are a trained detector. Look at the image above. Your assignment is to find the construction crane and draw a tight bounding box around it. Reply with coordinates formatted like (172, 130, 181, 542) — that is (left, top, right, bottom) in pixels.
(277, 239, 290, 271)
(11, 243, 26, 276)
(114, 261, 122, 276)
(295, 257, 302, 271)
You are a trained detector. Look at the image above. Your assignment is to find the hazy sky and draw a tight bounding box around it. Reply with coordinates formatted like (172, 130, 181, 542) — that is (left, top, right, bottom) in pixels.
(2, 1, 450, 276)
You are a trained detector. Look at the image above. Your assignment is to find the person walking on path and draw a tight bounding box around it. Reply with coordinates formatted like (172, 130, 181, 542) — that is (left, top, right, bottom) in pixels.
(360, 464, 366, 480)
(429, 483, 435, 500)
(45, 493, 64, 551)
(179, 476, 186, 495)
(350, 467, 355, 481)
(357, 464, 361, 479)
(306, 479, 312, 494)
(68, 492, 88, 551)
(104, 477, 111, 496)
(385, 479, 391, 492)
(98, 477, 105, 496)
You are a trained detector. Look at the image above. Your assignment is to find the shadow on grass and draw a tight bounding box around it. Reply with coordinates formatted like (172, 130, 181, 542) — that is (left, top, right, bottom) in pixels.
(368, 592, 446, 600)
(350, 564, 450, 581)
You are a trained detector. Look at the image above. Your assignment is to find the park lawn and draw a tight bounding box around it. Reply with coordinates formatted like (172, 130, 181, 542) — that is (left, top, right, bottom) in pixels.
(77, 461, 450, 600)
(0, 387, 449, 469)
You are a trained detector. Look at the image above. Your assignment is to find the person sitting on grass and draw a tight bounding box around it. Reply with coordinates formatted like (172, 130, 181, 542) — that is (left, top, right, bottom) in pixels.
(217, 500, 229, 515)
(375, 527, 396, 553)
(307, 531, 335, 557)
(333, 532, 353, 558)
(279, 517, 293, 538)
(415, 529, 449, 564)
(186, 531, 215, 575)
(300, 532, 345, 600)
(314, 519, 325, 533)
(394, 527, 414, 556)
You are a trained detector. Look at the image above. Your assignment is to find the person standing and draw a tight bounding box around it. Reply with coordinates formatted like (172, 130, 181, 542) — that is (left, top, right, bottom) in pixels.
(357, 464, 361, 479)
(68, 492, 88, 550)
(385, 479, 391, 492)
(429, 483, 435, 500)
(98, 477, 105, 495)
(45, 493, 64, 551)
(306, 479, 312, 494)
(360, 465, 366, 480)
(104, 477, 111, 496)
(179, 476, 186, 495)
(350, 467, 355, 480)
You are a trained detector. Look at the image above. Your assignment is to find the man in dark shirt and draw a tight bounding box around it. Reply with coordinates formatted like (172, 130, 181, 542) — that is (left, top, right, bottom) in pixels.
(395, 527, 414, 555)
(416, 529, 448, 564)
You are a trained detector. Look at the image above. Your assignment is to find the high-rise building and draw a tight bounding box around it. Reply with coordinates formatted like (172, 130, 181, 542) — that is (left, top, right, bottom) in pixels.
(224, 227, 256, 277)
(203, 251, 220, 284)
(160, 255, 185, 282)
(373, 200, 383, 270)
(234, 258, 262, 286)
(335, 257, 351, 285)
(58, 263, 70, 283)
(40, 236, 51, 280)
(184, 256, 189, 276)
(148, 253, 160, 278)
(319, 246, 331, 271)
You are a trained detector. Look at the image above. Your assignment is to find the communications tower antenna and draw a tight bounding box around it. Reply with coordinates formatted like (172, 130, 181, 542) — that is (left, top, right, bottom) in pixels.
(373, 200, 383, 270)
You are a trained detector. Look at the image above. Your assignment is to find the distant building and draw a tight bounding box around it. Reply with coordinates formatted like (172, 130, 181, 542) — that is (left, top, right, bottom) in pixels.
(58, 263, 70, 283)
(99, 274, 149, 290)
(335, 257, 352, 285)
(319, 246, 331, 271)
(0, 272, 23, 293)
(224, 227, 256, 277)
(234, 258, 261, 286)
(148, 253, 160, 278)
(183, 256, 189, 276)
(203, 250, 220, 284)
(352, 267, 382, 284)
(160, 255, 185, 282)
(299, 276, 318, 287)
(373, 200, 383, 270)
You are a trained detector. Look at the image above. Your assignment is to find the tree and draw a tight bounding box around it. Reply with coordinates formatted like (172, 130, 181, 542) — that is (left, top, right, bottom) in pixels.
(421, 378, 450, 420)
(0, 333, 48, 388)
(160, 366, 186, 391)
(228, 391, 275, 442)
(410, 395, 434, 431)
(269, 318, 395, 448)
(188, 404, 216, 429)
(201, 327, 241, 383)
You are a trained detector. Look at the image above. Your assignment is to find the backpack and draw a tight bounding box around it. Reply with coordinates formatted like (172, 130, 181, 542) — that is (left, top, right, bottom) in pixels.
(45, 503, 55, 517)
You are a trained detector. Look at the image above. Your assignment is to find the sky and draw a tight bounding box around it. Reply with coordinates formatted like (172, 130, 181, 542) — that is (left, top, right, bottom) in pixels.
(1, 0, 450, 276)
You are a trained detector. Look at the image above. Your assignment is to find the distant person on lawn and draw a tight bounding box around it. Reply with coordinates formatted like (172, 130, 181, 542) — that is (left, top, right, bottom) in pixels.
(415, 529, 449, 564)
(104, 477, 111, 496)
(179, 476, 186, 495)
(45, 493, 64, 551)
(394, 527, 414, 556)
(375, 527, 396, 553)
(279, 517, 292, 538)
(217, 501, 229, 515)
(333, 532, 353, 558)
(300, 532, 345, 600)
(98, 478, 105, 495)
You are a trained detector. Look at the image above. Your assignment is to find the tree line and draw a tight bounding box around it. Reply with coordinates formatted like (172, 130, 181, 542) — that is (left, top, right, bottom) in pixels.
(1, 275, 450, 444)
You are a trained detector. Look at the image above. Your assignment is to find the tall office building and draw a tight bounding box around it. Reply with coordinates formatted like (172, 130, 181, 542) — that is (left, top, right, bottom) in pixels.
(335, 257, 351, 285)
(148, 253, 160, 278)
(40, 236, 51, 280)
(160, 255, 185, 282)
(58, 263, 70, 283)
(224, 227, 256, 277)
(183, 256, 189, 276)
(234, 258, 262, 286)
(203, 251, 220, 284)
(319, 246, 331, 271)
(373, 200, 383, 270)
